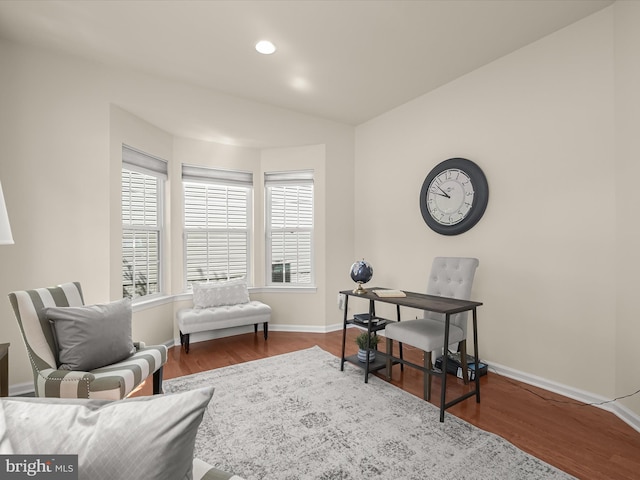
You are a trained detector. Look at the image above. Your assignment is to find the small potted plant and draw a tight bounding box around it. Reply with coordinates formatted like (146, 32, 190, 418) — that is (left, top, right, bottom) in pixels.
(355, 331, 381, 363)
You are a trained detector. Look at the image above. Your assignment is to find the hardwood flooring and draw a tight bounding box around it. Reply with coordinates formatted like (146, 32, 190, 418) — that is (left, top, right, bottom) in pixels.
(133, 330, 640, 480)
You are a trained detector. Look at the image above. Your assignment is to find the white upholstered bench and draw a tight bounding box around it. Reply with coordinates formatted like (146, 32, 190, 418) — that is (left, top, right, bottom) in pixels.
(177, 280, 271, 354)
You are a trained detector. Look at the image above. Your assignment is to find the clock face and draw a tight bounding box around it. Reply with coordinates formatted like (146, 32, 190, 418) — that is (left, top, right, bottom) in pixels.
(427, 168, 474, 226)
(419, 158, 489, 235)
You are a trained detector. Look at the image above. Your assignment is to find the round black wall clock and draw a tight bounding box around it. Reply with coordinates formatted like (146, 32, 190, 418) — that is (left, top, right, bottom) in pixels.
(419, 157, 489, 236)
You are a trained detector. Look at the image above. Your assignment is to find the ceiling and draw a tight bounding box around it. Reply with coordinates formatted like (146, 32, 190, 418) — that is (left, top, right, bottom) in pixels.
(0, 0, 614, 126)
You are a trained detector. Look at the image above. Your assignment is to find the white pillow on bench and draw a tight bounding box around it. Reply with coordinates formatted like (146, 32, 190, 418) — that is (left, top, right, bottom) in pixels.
(193, 279, 250, 309)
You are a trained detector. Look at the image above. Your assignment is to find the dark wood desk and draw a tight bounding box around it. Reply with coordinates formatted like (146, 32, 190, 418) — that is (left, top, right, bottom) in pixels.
(340, 288, 482, 422)
(0, 343, 9, 397)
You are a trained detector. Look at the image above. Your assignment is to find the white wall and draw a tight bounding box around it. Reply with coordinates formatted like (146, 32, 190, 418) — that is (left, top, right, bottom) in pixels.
(0, 40, 354, 392)
(355, 8, 618, 400)
(613, 0, 640, 419)
(258, 145, 327, 329)
(0, 42, 115, 390)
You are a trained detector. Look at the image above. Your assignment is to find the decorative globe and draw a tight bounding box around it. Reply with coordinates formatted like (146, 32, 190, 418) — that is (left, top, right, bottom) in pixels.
(350, 259, 373, 294)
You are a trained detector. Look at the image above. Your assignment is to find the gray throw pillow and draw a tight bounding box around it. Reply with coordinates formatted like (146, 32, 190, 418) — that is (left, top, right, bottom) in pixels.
(1, 387, 215, 480)
(45, 298, 136, 371)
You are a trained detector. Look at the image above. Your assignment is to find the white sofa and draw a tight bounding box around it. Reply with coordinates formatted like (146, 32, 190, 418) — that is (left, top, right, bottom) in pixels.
(177, 280, 271, 353)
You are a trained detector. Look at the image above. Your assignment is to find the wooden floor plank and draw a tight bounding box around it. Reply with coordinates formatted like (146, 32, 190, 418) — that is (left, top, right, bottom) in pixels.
(132, 330, 640, 480)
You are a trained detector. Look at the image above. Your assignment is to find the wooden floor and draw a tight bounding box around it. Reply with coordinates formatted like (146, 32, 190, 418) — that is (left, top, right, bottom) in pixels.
(134, 330, 640, 480)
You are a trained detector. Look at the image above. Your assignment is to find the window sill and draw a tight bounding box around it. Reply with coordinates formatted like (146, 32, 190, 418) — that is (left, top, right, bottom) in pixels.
(131, 293, 173, 312)
(251, 286, 317, 294)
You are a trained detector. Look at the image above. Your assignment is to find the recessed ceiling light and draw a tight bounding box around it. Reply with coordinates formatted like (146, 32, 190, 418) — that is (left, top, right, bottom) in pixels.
(255, 40, 276, 55)
(291, 77, 311, 92)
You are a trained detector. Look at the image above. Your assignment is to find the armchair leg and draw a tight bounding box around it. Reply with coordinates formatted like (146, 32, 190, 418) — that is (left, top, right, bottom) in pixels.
(263, 322, 268, 340)
(153, 367, 163, 395)
(459, 340, 469, 385)
(424, 351, 432, 401)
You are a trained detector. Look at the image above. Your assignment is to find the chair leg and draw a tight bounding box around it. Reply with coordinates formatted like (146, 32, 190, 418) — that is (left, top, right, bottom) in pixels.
(385, 337, 393, 380)
(263, 322, 268, 340)
(424, 351, 432, 401)
(459, 340, 469, 385)
(153, 367, 163, 394)
(254, 323, 258, 334)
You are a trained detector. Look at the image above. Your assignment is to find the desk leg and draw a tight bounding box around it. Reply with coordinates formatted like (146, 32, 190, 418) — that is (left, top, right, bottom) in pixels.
(396, 304, 404, 371)
(363, 300, 374, 383)
(439, 313, 451, 422)
(340, 295, 349, 371)
(473, 307, 481, 403)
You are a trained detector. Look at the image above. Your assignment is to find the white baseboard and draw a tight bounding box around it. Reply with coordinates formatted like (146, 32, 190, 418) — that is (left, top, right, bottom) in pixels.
(611, 402, 640, 434)
(270, 323, 344, 333)
(488, 361, 640, 434)
(8, 381, 34, 397)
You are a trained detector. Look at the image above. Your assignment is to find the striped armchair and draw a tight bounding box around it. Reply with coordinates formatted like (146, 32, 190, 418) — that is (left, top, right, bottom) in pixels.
(8, 282, 167, 400)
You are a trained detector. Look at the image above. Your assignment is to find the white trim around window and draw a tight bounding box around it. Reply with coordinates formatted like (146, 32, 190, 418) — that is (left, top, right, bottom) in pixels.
(121, 145, 167, 300)
(265, 170, 315, 287)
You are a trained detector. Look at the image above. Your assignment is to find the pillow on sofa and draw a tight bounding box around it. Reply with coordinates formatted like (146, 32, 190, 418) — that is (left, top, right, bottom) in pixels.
(1, 387, 215, 480)
(193, 279, 250, 309)
(45, 298, 136, 371)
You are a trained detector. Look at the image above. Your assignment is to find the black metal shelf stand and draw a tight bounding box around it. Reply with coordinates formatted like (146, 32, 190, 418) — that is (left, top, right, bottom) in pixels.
(339, 292, 403, 382)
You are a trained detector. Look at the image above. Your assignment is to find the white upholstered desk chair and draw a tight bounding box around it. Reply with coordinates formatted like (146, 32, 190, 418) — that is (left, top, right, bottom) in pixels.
(384, 257, 479, 401)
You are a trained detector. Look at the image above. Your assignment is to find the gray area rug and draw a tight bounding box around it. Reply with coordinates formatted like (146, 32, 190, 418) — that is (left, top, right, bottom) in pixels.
(165, 346, 574, 480)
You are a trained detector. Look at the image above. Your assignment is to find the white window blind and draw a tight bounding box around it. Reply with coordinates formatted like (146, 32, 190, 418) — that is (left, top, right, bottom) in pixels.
(183, 165, 252, 287)
(265, 170, 314, 286)
(122, 145, 167, 299)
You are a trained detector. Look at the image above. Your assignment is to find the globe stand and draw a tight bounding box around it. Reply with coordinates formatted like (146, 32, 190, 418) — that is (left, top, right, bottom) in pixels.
(353, 282, 367, 294)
